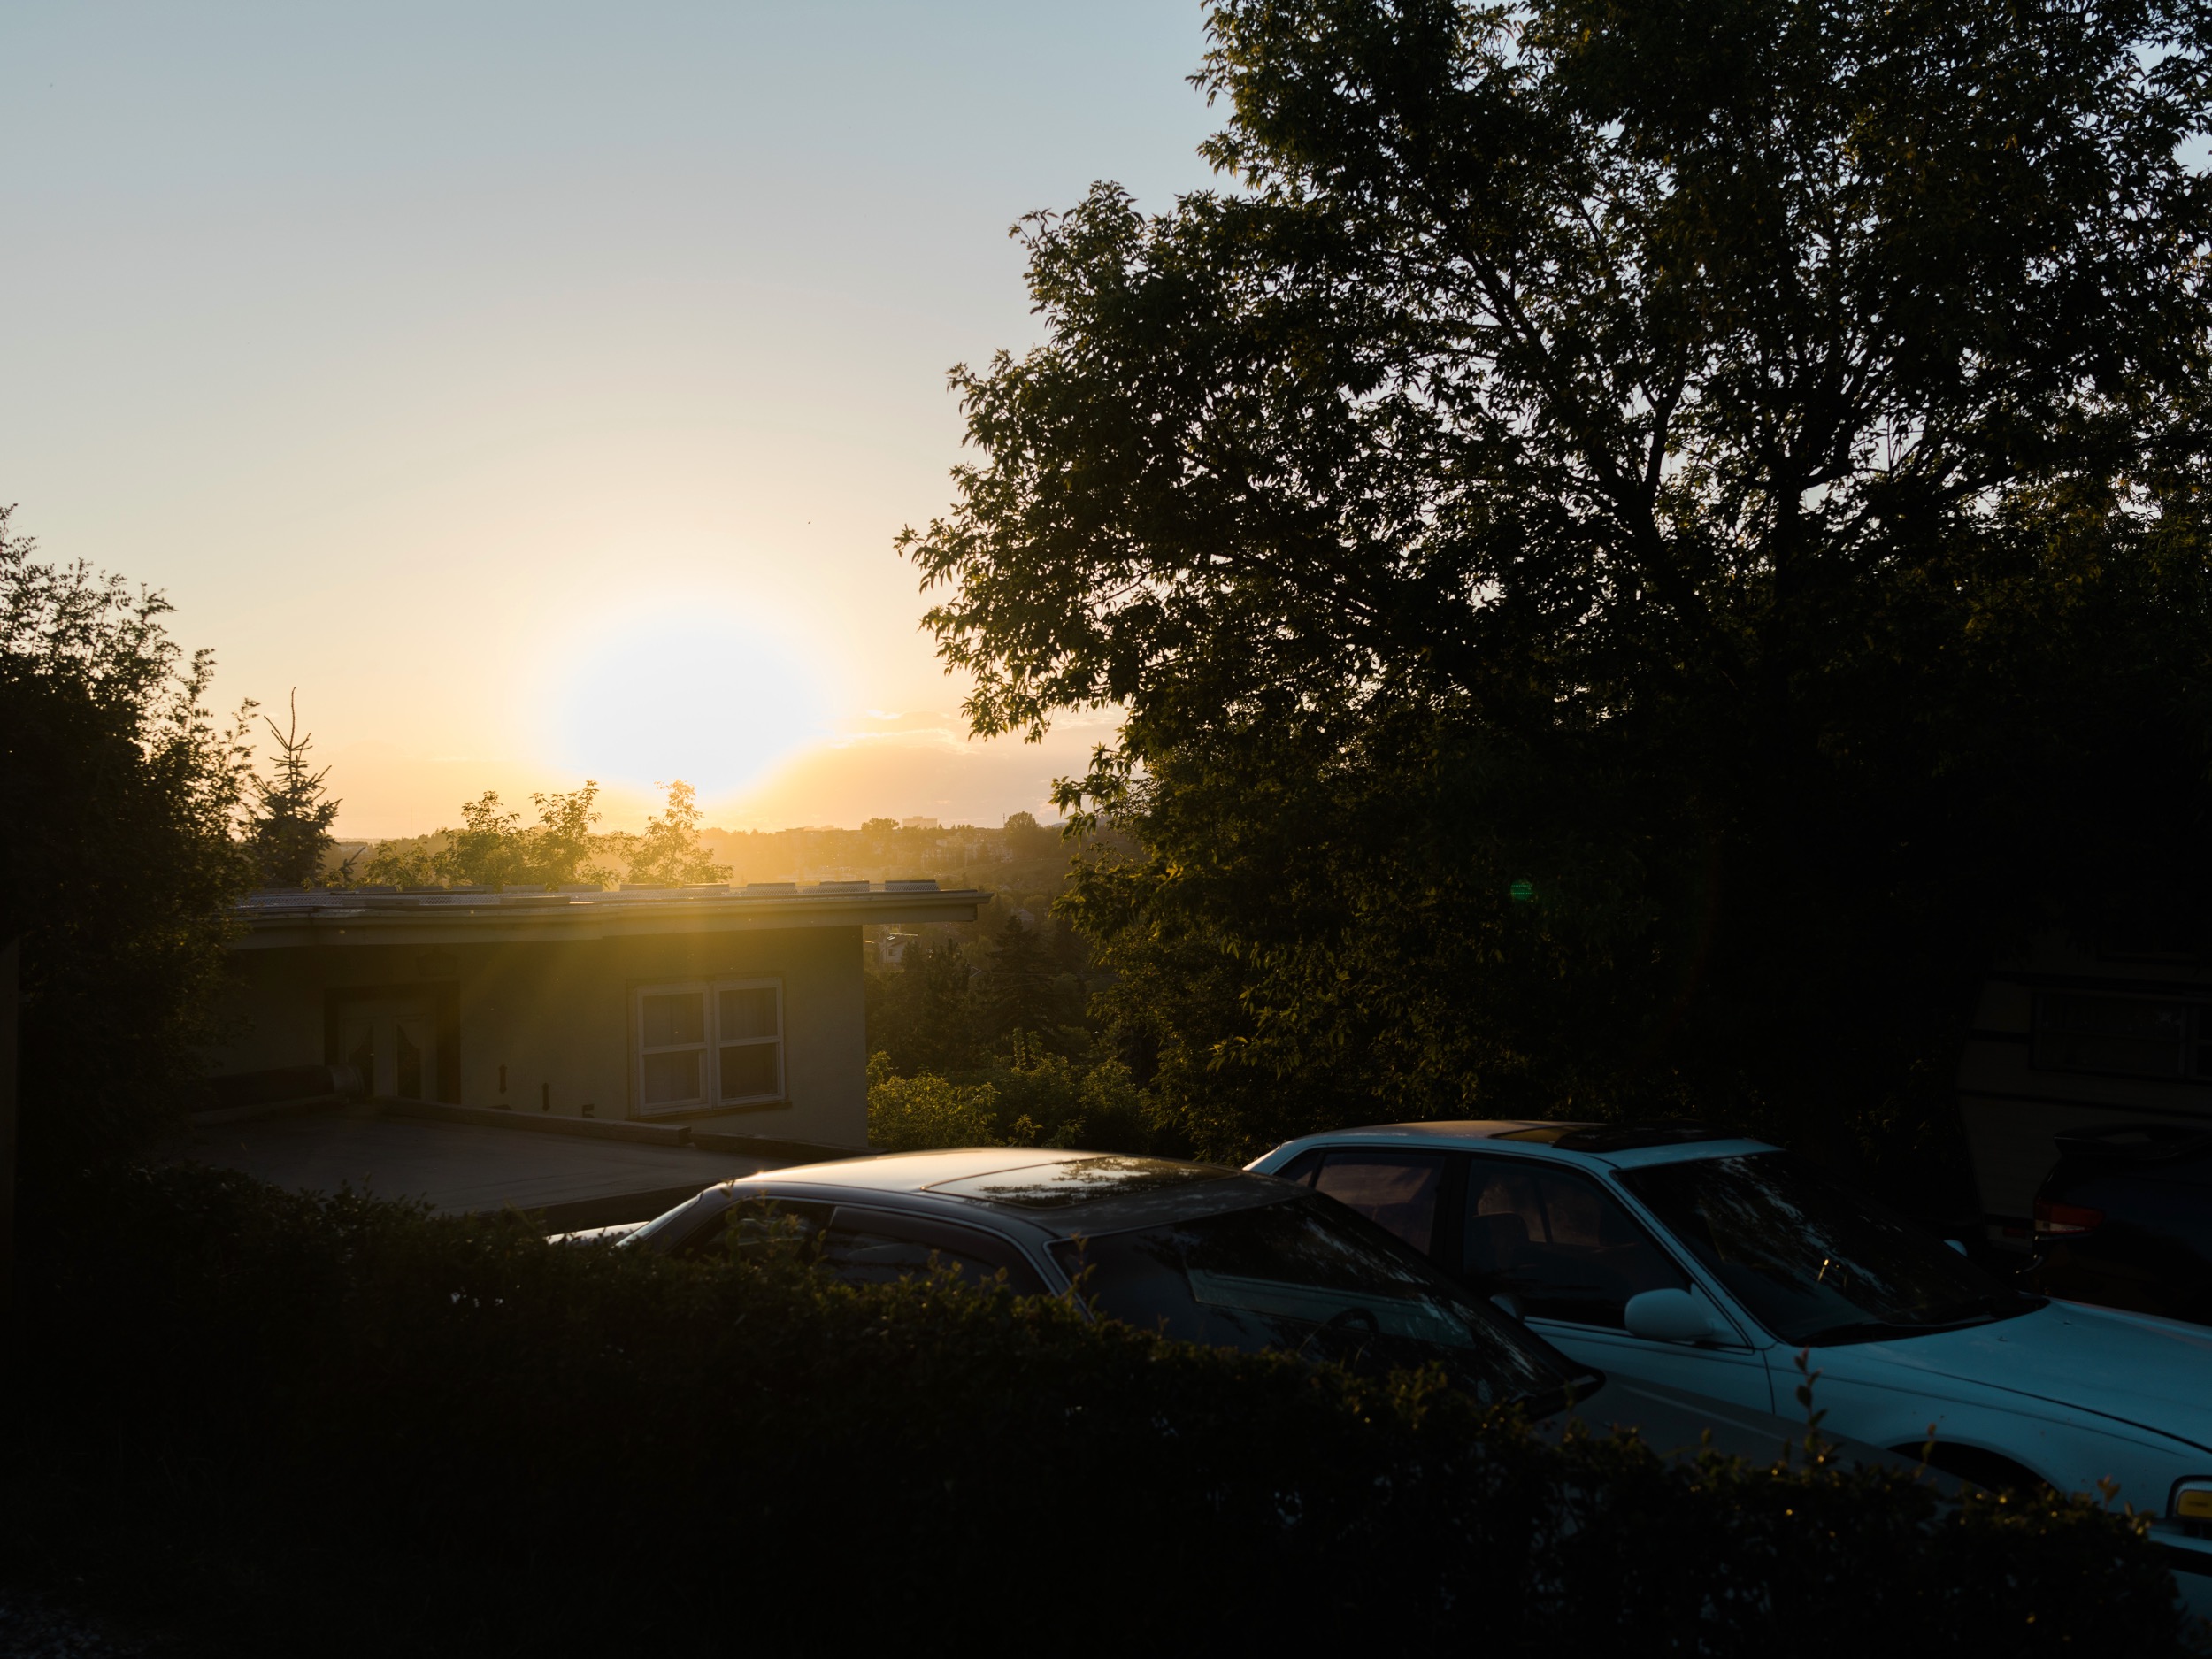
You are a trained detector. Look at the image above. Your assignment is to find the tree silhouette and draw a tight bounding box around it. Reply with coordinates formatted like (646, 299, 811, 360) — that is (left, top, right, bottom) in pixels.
(246, 690, 339, 887)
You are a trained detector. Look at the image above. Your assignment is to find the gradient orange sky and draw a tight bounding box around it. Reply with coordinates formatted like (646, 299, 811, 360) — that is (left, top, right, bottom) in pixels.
(1, 4, 1214, 835)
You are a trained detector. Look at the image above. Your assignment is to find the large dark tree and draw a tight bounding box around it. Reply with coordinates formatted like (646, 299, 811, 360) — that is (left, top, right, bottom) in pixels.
(903, 0, 2212, 1179)
(0, 507, 254, 1174)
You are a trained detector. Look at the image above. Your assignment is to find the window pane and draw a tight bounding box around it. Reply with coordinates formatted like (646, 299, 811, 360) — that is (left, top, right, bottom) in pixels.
(1463, 1159, 1686, 1328)
(641, 991, 705, 1049)
(719, 1043, 780, 1100)
(718, 986, 779, 1041)
(1312, 1152, 1444, 1256)
(1049, 1195, 1571, 1408)
(2034, 994, 2187, 1077)
(642, 1049, 702, 1106)
(818, 1228, 1003, 1290)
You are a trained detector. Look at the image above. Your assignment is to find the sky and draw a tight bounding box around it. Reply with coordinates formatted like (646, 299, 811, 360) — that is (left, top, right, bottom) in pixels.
(0, 3, 1221, 836)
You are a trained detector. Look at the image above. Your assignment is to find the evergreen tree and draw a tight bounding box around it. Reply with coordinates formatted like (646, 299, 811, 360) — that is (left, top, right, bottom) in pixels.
(246, 690, 339, 888)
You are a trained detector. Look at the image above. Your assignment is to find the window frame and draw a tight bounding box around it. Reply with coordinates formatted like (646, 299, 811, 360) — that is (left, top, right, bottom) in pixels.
(2031, 990, 2212, 1083)
(632, 976, 787, 1118)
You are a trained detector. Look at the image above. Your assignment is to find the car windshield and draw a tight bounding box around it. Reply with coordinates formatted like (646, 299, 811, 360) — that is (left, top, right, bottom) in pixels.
(1619, 1153, 2039, 1345)
(1051, 1193, 1585, 1408)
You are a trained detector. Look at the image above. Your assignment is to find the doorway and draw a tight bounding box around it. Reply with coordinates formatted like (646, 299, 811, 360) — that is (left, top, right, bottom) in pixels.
(334, 992, 445, 1102)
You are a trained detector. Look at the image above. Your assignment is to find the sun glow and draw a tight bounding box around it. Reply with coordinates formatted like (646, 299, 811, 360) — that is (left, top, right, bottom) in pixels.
(541, 610, 832, 803)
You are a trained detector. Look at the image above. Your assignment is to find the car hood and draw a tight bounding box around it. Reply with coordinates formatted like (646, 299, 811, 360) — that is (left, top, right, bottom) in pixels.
(1550, 1373, 1932, 1479)
(1832, 1301, 2212, 1454)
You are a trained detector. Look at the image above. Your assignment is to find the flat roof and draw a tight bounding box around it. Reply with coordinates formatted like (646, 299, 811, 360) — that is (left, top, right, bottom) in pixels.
(227, 880, 984, 949)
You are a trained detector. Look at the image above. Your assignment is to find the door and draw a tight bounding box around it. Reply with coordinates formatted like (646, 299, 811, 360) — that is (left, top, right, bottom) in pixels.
(336, 995, 440, 1101)
(1460, 1155, 1775, 1412)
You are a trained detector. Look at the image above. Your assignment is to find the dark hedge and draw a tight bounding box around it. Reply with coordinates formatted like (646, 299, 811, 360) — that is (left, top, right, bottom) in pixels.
(0, 1166, 2192, 1655)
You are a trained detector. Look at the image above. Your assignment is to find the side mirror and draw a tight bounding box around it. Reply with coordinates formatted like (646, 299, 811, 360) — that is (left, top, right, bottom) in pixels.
(1944, 1239, 1967, 1256)
(1624, 1288, 1719, 1345)
(1489, 1292, 1525, 1322)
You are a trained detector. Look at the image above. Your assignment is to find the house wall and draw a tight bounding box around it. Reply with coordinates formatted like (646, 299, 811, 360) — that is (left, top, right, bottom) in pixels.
(210, 923, 868, 1148)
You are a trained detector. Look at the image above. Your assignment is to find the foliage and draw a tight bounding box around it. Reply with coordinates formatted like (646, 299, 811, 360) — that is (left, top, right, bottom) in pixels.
(864, 1043, 1160, 1153)
(865, 1052, 1002, 1149)
(0, 1164, 2192, 1655)
(359, 779, 726, 890)
(901, 0, 2212, 1173)
(0, 506, 254, 1173)
(604, 779, 731, 886)
(244, 689, 340, 887)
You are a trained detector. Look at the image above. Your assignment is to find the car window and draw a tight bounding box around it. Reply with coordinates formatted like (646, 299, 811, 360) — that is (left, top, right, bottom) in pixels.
(1462, 1157, 1688, 1329)
(1619, 1152, 2036, 1344)
(1311, 1151, 1448, 1256)
(818, 1208, 1046, 1295)
(660, 1196, 830, 1261)
(1051, 1193, 1580, 1409)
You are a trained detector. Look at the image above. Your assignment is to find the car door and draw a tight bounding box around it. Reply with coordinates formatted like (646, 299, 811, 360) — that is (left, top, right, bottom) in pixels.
(1459, 1155, 1775, 1412)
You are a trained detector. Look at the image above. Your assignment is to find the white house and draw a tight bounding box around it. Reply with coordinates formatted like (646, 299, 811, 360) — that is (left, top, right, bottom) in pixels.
(208, 880, 980, 1151)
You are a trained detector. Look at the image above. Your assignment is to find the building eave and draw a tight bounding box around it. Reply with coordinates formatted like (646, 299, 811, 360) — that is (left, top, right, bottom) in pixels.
(224, 886, 983, 951)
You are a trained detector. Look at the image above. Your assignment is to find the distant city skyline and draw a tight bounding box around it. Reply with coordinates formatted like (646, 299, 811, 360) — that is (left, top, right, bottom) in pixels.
(0, 2, 1217, 834)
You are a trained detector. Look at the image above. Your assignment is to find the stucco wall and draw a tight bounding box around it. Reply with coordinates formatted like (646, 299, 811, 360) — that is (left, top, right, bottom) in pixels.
(209, 923, 868, 1148)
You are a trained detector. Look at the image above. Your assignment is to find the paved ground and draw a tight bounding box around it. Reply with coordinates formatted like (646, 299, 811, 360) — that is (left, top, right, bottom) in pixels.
(173, 1106, 764, 1226)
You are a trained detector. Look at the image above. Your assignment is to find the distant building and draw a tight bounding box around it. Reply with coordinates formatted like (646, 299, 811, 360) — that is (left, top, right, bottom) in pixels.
(209, 882, 979, 1149)
(872, 932, 919, 970)
(901, 816, 941, 831)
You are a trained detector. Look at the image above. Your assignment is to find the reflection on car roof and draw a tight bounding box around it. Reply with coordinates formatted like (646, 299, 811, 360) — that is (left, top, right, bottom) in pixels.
(925, 1156, 1238, 1209)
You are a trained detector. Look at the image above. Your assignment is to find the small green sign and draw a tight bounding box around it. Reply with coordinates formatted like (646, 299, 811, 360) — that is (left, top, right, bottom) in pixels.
(1509, 879, 1534, 903)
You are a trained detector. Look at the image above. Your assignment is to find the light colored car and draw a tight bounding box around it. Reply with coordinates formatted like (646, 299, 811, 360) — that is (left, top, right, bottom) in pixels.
(1248, 1120, 2212, 1595)
(599, 1148, 1933, 1470)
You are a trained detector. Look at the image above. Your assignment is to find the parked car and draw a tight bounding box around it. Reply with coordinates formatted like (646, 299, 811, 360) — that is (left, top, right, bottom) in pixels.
(2031, 1123, 2212, 1326)
(1247, 1120, 2212, 1598)
(599, 1148, 1928, 1469)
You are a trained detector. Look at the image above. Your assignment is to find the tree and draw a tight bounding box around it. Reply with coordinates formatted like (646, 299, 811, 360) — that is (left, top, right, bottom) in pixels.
(246, 690, 339, 887)
(0, 506, 255, 1173)
(616, 780, 730, 886)
(902, 1, 2212, 1174)
(363, 781, 616, 889)
(979, 911, 1079, 1043)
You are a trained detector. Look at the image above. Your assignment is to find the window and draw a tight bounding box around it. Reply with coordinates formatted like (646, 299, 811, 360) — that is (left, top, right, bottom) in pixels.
(1461, 1157, 1687, 1329)
(2032, 993, 2212, 1080)
(817, 1208, 1046, 1294)
(1048, 1194, 1578, 1409)
(634, 979, 784, 1113)
(1311, 1151, 1448, 1256)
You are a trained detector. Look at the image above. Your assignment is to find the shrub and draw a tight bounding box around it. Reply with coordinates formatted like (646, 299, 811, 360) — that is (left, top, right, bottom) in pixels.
(865, 1053, 1002, 1148)
(0, 1164, 2193, 1656)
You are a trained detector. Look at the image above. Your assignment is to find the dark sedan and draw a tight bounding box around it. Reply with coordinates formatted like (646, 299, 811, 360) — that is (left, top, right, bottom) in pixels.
(2032, 1122, 2212, 1326)
(600, 1147, 1945, 1467)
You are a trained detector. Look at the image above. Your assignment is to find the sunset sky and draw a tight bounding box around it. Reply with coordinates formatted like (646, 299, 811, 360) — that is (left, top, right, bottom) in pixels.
(1, 3, 1217, 836)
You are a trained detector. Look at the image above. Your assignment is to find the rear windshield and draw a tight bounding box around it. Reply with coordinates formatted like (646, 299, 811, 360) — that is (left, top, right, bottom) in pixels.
(1051, 1194, 1580, 1407)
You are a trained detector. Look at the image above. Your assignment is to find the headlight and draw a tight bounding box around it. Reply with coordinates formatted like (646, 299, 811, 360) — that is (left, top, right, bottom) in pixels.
(2170, 1479, 2212, 1532)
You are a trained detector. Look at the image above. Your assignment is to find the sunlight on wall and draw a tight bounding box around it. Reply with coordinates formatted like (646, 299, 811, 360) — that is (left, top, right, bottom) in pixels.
(541, 611, 830, 800)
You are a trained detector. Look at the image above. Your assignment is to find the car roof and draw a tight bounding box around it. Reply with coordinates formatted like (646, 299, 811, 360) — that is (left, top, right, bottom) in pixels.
(723, 1148, 1294, 1239)
(1259, 1120, 1776, 1171)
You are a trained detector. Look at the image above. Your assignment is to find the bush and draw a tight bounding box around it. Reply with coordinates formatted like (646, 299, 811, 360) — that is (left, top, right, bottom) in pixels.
(866, 1046, 1162, 1153)
(0, 1165, 2193, 1655)
(865, 1054, 1002, 1149)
